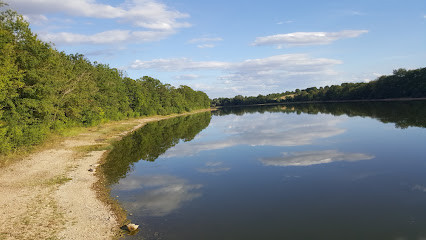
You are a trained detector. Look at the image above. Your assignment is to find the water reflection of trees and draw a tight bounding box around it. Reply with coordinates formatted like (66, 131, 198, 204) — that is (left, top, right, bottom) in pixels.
(102, 112, 212, 185)
(214, 101, 426, 129)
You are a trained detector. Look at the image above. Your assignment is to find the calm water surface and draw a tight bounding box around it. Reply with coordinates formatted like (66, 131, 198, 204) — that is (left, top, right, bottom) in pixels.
(102, 101, 426, 240)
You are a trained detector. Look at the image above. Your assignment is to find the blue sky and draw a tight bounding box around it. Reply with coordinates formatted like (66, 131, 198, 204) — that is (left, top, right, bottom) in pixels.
(5, 0, 426, 98)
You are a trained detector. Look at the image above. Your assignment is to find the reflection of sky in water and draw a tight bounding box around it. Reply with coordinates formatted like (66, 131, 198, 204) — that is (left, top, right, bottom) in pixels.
(412, 184, 426, 193)
(163, 113, 346, 158)
(111, 107, 426, 240)
(260, 150, 374, 167)
(115, 175, 202, 217)
(196, 161, 231, 173)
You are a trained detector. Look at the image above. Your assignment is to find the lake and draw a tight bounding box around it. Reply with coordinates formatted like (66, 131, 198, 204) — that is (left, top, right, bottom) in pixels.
(102, 101, 426, 240)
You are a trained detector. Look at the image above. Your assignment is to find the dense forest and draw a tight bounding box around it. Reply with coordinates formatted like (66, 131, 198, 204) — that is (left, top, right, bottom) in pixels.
(0, 4, 210, 154)
(102, 112, 212, 185)
(212, 67, 426, 107)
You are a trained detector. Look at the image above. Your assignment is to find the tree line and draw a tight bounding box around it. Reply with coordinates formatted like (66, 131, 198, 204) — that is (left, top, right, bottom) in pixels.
(212, 67, 426, 107)
(213, 100, 426, 130)
(0, 4, 210, 154)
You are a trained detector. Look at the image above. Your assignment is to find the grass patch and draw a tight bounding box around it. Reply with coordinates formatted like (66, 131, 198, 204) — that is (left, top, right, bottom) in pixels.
(0, 151, 27, 168)
(0, 132, 64, 167)
(58, 126, 88, 137)
(45, 175, 72, 186)
(0, 126, 89, 167)
(98, 123, 139, 138)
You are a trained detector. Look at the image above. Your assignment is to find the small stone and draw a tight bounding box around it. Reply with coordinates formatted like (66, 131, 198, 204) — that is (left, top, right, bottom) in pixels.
(88, 168, 94, 172)
(126, 223, 139, 231)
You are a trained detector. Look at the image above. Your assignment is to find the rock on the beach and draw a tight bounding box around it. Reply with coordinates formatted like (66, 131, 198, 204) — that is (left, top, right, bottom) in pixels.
(127, 223, 139, 231)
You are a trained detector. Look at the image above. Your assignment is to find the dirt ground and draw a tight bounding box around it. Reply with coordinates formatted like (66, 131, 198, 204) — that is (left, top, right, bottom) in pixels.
(0, 110, 212, 240)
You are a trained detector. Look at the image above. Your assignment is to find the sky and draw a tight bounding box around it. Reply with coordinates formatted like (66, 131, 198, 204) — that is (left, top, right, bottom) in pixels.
(4, 0, 426, 98)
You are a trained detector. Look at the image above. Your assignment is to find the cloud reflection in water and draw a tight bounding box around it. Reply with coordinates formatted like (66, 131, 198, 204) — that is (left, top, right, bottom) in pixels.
(412, 185, 426, 193)
(163, 114, 346, 158)
(197, 161, 231, 173)
(115, 175, 202, 216)
(260, 150, 374, 167)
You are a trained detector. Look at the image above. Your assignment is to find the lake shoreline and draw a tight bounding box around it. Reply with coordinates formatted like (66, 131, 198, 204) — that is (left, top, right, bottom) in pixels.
(215, 97, 426, 108)
(0, 108, 214, 240)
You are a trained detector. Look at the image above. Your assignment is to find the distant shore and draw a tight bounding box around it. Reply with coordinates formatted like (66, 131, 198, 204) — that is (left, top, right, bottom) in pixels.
(215, 97, 426, 108)
(0, 108, 214, 240)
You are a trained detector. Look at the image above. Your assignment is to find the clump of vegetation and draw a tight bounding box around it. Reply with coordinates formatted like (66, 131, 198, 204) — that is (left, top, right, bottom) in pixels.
(212, 67, 426, 107)
(0, 3, 211, 155)
(45, 175, 72, 186)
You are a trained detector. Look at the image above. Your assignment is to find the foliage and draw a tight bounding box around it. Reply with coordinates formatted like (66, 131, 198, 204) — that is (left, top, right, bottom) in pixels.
(0, 4, 211, 154)
(212, 67, 426, 107)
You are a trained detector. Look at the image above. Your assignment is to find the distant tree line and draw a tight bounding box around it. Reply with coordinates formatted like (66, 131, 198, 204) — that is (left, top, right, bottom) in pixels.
(212, 67, 426, 107)
(213, 100, 426, 129)
(0, 5, 210, 154)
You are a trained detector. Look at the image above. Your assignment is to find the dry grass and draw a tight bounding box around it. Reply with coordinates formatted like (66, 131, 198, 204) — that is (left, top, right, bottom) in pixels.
(45, 175, 73, 186)
(74, 144, 111, 153)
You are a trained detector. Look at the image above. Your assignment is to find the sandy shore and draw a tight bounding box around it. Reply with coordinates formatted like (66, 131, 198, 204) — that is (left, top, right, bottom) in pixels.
(0, 109, 212, 240)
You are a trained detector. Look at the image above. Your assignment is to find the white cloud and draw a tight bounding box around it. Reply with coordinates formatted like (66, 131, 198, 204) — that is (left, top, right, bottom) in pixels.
(231, 54, 341, 78)
(9, 0, 124, 18)
(132, 30, 175, 41)
(252, 30, 368, 47)
(188, 37, 223, 49)
(218, 54, 341, 94)
(130, 58, 229, 71)
(130, 54, 341, 73)
(121, 0, 190, 30)
(41, 30, 131, 45)
(40, 29, 175, 45)
(129, 54, 342, 96)
(188, 37, 223, 44)
(174, 74, 201, 80)
(259, 150, 374, 167)
(9, 0, 190, 44)
(197, 44, 215, 48)
(276, 20, 293, 25)
(9, 0, 190, 29)
(22, 14, 48, 25)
